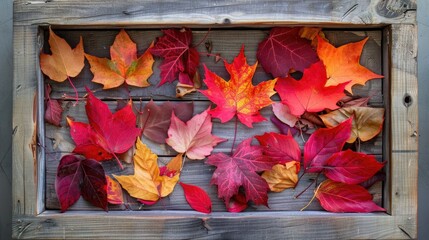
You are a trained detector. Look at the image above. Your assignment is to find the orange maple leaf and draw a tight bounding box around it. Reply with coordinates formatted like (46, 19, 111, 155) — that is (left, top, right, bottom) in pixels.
(317, 36, 383, 93)
(40, 27, 84, 82)
(85, 29, 154, 89)
(200, 46, 277, 128)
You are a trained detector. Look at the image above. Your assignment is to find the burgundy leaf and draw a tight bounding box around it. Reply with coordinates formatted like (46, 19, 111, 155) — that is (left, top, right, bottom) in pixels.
(44, 84, 63, 126)
(55, 155, 83, 212)
(255, 132, 301, 164)
(137, 100, 194, 143)
(304, 117, 352, 173)
(270, 115, 299, 136)
(257, 27, 318, 77)
(180, 182, 212, 214)
(324, 150, 385, 184)
(316, 179, 385, 213)
(80, 159, 108, 211)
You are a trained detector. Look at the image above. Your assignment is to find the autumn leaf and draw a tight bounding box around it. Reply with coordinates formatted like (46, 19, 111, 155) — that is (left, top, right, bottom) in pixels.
(180, 182, 212, 214)
(137, 100, 194, 144)
(315, 179, 385, 213)
(275, 61, 348, 117)
(317, 36, 383, 93)
(324, 150, 385, 184)
(106, 175, 124, 205)
(272, 102, 298, 128)
(200, 46, 277, 128)
(166, 108, 226, 160)
(262, 161, 300, 192)
(67, 88, 140, 168)
(207, 138, 277, 207)
(85, 29, 154, 89)
(270, 115, 299, 136)
(226, 192, 248, 213)
(40, 27, 84, 82)
(114, 139, 182, 202)
(304, 117, 352, 173)
(255, 132, 301, 164)
(55, 155, 107, 212)
(150, 28, 200, 86)
(257, 27, 318, 77)
(44, 84, 63, 126)
(320, 106, 385, 143)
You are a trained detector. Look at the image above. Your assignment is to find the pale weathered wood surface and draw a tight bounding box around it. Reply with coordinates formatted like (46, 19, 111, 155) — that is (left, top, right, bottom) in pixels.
(13, 0, 416, 26)
(12, 211, 413, 239)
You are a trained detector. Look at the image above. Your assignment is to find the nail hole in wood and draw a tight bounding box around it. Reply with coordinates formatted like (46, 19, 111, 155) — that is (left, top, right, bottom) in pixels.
(403, 94, 412, 107)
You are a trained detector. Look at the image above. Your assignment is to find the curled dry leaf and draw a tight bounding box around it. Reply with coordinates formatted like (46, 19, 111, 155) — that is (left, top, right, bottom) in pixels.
(272, 102, 298, 128)
(200, 46, 277, 128)
(319, 106, 385, 143)
(262, 161, 300, 192)
(299, 27, 327, 48)
(85, 29, 154, 89)
(275, 61, 348, 117)
(40, 27, 85, 82)
(180, 182, 212, 214)
(317, 36, 383, 93)
(166, 108, 226, 160)
(315, 179, 385, 213)
(114, 139, 182, 202)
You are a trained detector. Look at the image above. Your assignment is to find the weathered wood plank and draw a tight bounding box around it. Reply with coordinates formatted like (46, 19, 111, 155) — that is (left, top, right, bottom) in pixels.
(46, 29, 384, 105)
(390, 24, 418, 152)
(12, 25, 40, 215)
(13, 0, 416, 26)
(12, 211, 413, 239)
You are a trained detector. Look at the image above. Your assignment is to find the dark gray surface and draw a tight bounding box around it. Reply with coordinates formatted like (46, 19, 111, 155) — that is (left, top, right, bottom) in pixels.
(0, 0, 427, 239)
(418, 0, 429, 239)
(0, 0, 13, 239)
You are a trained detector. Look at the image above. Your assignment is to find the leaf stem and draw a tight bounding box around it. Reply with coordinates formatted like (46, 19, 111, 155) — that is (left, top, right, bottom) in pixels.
(112, 152, 124, 170)
(297, 121, 306, 143)
(300, 181, 323, 211)
(356, 138, 361, 152)
(180, 154, 187, 173)
(231, 116, 239, 155)
(295, 172, 320, 199)
(194, 28, 211, 48)
(294, 172, 306, 188)
(66, 76, 79, 106)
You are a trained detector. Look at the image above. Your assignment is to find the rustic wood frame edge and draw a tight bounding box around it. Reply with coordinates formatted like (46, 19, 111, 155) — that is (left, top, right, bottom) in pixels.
(12, 1, 418, 239)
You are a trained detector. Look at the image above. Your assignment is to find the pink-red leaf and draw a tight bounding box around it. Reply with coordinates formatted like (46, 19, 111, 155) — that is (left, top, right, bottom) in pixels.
(316, 179, 385, 213)
(324, 149, 385, 184)
(275, 61, 348, 117)
(68, 88, 140, 161)
(206, 138, 277, 207)
(304, 117, 352, 173)
(180, 182, 212, 214)
(225, 192, 248, 213)
(137, 100, 193, 143)
(150, 28, 200, 86)
(255, 132, 301, 164)
(55, 155, 107, 212)
(166, 108, 226, 160)
(257, 27, 318, 77)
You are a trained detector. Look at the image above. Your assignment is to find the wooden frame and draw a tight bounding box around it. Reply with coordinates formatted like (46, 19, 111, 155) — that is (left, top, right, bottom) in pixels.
(12, 1, 418, 239)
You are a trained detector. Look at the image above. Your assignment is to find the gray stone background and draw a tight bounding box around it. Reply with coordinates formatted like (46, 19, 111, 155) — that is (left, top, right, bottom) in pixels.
(0, 0, 427, 239)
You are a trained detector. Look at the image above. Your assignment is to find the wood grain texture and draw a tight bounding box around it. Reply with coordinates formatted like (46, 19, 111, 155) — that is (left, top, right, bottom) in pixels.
(13, 0, 416, 26)
(13, 211, 413, 239)
(12, 25, 40, 216)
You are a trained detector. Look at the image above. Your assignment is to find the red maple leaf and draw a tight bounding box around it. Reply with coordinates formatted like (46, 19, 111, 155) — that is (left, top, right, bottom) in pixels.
(206, 138, 277, 207)
(200, 46, 277, 128)
(55, 155, 107, 212)
(255, 132, 301, 164)
(275, 61, 348, 117)
(323, 149, 385, 184)
(316, 179, 385, 213)
(67, 88, 140, 168)
(257, 27, 318, 77)
(150, 28, 200, 86)
(303, 117, 352, 173)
